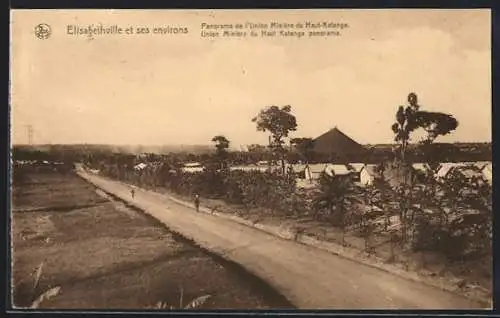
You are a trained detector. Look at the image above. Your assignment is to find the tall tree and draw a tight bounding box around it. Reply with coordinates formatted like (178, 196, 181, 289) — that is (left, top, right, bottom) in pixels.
(391, 92, 459, 161)
(252, 105, 298, 174)
(211, 135, 230, 170)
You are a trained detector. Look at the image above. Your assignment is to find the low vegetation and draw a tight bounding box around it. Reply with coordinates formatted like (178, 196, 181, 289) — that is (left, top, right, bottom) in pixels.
(147, 294, 212, 310)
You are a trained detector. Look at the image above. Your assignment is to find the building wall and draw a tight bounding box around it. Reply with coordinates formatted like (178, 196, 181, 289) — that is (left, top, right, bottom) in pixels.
(359, 169, 374, 186)
(181, 167, 204, 173)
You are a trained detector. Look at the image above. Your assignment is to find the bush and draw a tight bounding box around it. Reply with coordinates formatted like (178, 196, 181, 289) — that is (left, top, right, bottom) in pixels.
(223, 170, 297, 215)
(115, 165, 299, 216)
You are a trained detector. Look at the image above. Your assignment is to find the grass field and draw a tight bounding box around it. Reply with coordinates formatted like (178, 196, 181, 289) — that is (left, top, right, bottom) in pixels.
(11, 167, 291, 309)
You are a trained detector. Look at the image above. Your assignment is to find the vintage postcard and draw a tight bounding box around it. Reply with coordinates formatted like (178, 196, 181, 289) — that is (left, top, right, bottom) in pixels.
(10, 9, 492, 310)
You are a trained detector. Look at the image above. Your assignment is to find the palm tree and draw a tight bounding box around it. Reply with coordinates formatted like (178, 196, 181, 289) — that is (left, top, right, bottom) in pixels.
(252, 105, 298, 174)
(313, 172, 361, 246)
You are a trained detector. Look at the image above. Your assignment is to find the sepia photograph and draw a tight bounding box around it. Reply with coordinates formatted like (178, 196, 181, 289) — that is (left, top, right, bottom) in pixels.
(9, 9, 492, 310)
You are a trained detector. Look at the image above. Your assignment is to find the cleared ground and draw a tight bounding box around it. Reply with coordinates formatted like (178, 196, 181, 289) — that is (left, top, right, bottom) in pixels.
(11, 167, 291, 309)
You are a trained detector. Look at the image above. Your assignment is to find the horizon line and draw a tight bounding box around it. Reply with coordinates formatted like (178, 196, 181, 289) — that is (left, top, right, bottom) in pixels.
(12, 140, 493, 147)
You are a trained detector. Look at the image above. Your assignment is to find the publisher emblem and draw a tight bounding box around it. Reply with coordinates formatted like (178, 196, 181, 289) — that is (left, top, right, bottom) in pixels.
(35, 23, 51, 39)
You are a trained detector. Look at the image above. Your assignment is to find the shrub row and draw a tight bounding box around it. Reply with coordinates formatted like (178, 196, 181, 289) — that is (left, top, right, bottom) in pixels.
(93, 160, 491, 262)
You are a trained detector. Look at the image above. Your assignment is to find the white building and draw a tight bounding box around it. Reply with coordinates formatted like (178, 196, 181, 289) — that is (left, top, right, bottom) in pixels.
(230, 165, 268, 172)
(293, 162, 377, 187)
(181, 162, 204, 173)
(358, 164, 379, 186)
(434, 161, 492, 184)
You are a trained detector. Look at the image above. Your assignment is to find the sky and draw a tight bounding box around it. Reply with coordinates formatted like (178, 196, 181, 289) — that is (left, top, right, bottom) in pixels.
(10, 9, 491, 148)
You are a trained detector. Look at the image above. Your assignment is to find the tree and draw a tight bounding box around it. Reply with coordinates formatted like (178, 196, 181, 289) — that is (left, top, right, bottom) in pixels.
(252, 105, 298, 174)
(211, 135, 230, 154)
(312, 172, 362, 246)
(391, 92, 459, 161)
(393, 183, 420, 247)
(211, 135, 230, 170)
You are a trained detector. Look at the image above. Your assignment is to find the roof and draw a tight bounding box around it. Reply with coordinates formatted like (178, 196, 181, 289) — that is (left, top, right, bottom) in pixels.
(181, 166, 204, 172)
(324, 164, 351, 176)
(456, 167, 483, 179)
(436, 162, 465, 178)
(435, 162, 489, 179)
(312, 127, 367, 156)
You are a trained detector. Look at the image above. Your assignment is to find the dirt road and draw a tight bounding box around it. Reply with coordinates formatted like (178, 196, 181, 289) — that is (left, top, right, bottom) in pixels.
(77, 170, 487, 309)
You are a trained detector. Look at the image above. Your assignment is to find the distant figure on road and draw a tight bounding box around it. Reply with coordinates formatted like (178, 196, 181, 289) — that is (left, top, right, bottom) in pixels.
(194, 194, 200, 212)
(131, 188, 135, 198)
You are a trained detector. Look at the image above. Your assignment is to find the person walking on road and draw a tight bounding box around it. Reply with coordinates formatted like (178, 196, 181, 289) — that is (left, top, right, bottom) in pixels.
(131, 188, 135, 199)
(194, 193, 200, 212)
